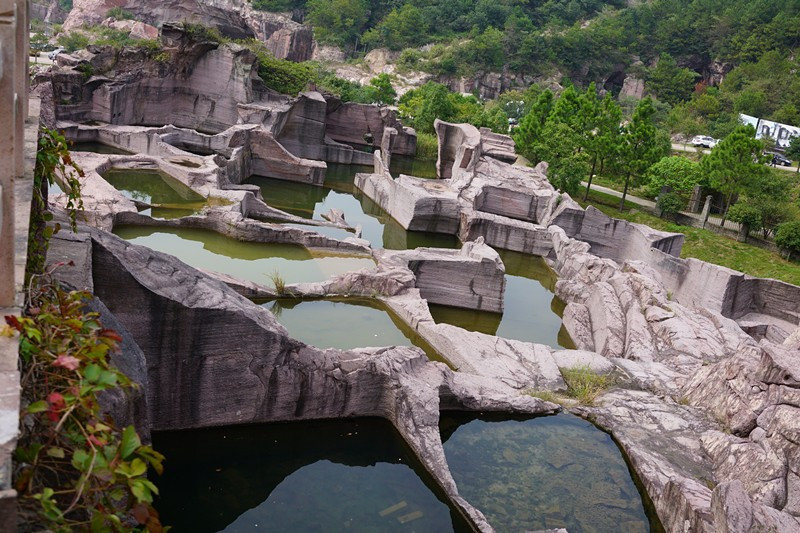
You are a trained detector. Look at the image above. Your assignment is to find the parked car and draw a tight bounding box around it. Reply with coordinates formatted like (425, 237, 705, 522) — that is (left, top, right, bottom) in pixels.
(767, 152, 793, 166)
(690, 135, 718, 148)
(47, 46, 65, 61)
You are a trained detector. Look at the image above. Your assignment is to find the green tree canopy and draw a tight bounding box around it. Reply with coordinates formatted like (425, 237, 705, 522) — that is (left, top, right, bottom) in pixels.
(615, 97, 670, 210)
(647, 53, 698, 106)
(535, 121, 589, 196)
(644, 156, 703, 197)
(307, 0, 368, 47)
(512, 90, 554, 163)
(700, 124, 770, 222)
(581, 87, 623, 200)
(362, 4, 427, 51)
(365, 73, 397, 104)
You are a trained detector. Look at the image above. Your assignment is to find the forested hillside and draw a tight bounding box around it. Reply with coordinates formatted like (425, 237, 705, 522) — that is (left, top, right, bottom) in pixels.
(251, 0, 800, 133)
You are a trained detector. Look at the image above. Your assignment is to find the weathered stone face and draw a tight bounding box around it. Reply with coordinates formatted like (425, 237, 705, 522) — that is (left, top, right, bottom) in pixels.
(62, 0, 314, 61)
(48, 228, 559, 533)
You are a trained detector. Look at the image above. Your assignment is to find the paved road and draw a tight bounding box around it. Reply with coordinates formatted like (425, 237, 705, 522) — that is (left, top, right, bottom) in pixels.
(671, 143, 800, 173)
(29, 53, 54, 66)
(581, 182, 656, 209)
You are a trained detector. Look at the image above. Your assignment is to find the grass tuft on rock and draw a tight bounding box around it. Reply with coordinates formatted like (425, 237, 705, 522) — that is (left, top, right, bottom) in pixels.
(268, 270, 286, 295)
(560, 366, 614, 405)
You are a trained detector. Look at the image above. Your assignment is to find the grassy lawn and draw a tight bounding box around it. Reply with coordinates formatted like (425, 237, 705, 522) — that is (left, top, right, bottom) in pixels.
(577, 187, 800, 286)
(587, 175, 651, 199)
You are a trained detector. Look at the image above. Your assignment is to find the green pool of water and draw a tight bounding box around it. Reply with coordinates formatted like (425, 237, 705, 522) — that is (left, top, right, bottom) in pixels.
(265, 298, 445, 363)
(247, 163, 458, 250)
(70, 141, 133, 155)
(113, 226, 375, 285)
(440, 413, 663, 533)
(390, 155, 438, 179)
(428, 250, 574, 349)
(152, 418, 472, 533)
(103, 168, 206, 219)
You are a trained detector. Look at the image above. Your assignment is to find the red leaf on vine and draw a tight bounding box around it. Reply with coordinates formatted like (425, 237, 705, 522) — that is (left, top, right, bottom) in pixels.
(53, 354, 81, 371)
(4, 315, 22, 331)
(99, 329, 123, 343)
(132, 503, 149, 524)
(46, 392, 66, 421)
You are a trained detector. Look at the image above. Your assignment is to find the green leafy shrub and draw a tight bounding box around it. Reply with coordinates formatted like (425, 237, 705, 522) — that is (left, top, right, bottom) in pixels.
(316, 72, 395, 104)
(7, 281, 165, 531)
(415, 132, 438, 161)
(657, 191, 685, 220)
(727, 203, 763, 233)
(364, 73, 396, 105)
(106, 7, 134, 20)
(256, 49, 314, 95)
(251, 0, 303, 10)
(76, 62, 94, 80)
(181, 21, 223, 44)
(57, 32, 89, 53)
(645, 156, 703, 197)
(775, 221, 800, 260)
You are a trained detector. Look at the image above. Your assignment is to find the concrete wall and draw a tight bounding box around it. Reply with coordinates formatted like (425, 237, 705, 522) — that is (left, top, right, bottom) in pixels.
(0, 2, 33, 528)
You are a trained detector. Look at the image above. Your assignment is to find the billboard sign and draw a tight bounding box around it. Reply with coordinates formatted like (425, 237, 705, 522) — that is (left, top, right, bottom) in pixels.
(740, 114, 800, 149)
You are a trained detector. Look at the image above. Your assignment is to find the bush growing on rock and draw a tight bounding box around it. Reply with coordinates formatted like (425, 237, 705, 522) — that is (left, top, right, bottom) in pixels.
(56, 32, 89, 53)
(106, 7, 134, 20)
(241, 39, 315, 95)
(181, 22, 223, 44)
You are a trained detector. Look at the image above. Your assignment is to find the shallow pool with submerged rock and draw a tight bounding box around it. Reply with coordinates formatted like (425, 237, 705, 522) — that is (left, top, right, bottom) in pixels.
(102, 168, 206, 219)
(113, 226, 375, 285)
(440, 412, 663, 533)
(429, 250, 574, 349)
(264, 298, 446, 363)
(247, 163, 458, 250)
(152, 418, 473, 533)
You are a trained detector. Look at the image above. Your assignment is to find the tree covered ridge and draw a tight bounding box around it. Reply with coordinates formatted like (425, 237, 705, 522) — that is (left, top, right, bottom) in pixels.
(254, 0, 800, 77)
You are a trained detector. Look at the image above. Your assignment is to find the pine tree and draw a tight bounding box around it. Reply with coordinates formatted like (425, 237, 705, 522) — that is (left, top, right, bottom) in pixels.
(582, 89, 622, 200)
(701, 125, 770, 223)
(513, 90, 553, 163)
(535, 121, 589, 196)
(616, 97, 667, 211)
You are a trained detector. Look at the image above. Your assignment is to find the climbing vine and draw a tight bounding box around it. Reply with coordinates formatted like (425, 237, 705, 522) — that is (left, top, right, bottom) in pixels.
(26, 128, 84, 284)
(6, 272, 166, 531)
(8, 129, 167, 531)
